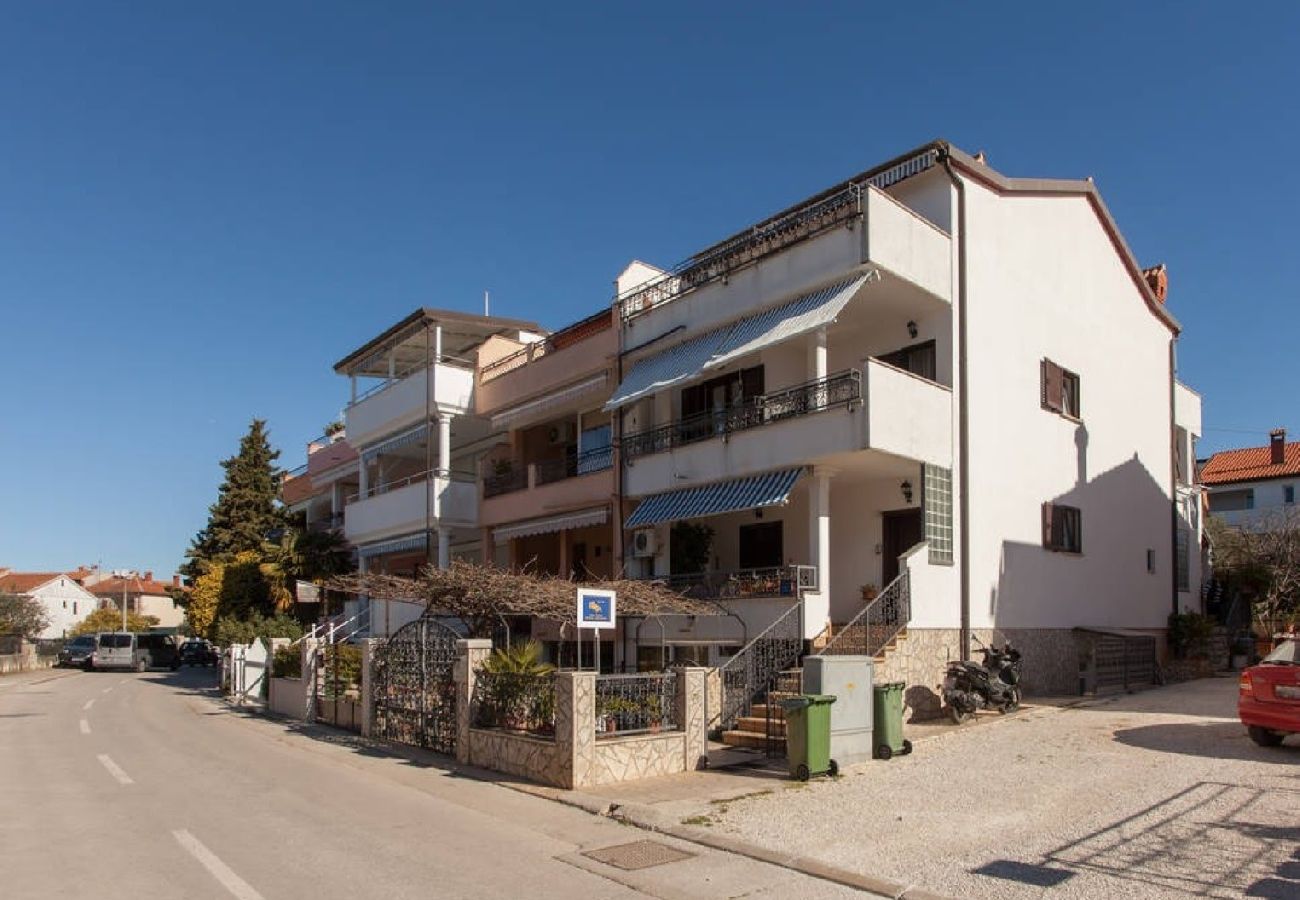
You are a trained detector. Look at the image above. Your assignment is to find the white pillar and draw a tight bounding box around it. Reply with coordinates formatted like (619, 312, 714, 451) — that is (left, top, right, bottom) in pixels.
(806, 467, 834, 640)
(437, 414, 452, 477)
(358, 458, 369, 498)
(808, 327, 828, 381)
(438, 529, 451, 570)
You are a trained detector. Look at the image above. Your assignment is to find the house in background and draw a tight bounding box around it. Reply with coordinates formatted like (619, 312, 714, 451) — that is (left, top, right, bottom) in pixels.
(0, 571, 100, 638)
(1201, 429, 1300, 529)
(88, 572, 186, 629)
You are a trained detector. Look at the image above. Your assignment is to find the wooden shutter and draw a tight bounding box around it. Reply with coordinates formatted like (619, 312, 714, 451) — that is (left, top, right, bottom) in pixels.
(1041, 359, 1063, 412)
(1041, 501, 1055, 549)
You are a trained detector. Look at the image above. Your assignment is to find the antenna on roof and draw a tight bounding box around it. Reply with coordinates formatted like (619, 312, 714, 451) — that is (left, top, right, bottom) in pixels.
(484, 290, 490, 317)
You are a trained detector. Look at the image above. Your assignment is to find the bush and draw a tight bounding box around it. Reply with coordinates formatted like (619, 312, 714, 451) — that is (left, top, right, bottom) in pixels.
(1169, 612, 1215, 660)
(213, 611, 304, 647)
(272, 644, 302, 678)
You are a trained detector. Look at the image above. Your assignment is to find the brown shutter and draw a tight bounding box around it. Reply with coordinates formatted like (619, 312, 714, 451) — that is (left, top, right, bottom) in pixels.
(1041, 501, 1055, 549)
(1041, 360, 1063, 412)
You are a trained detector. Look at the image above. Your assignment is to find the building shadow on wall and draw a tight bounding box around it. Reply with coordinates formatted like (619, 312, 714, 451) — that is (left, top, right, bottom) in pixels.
(987, 456, 1174, 695)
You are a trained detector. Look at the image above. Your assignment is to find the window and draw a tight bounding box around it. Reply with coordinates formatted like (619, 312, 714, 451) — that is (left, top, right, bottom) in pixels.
(1042, 502, 1082, 553)
(1147, 549, 1156, 574)
(1041, 359, 1081, 419)
(1176, 528, 1190, 592)
(880, 341, 937, 381)
(923, 464, 954, 564)
(1287, 485, 1295, 505)
(1209, 489, 1255, 513)
(739, 521, 784, 570)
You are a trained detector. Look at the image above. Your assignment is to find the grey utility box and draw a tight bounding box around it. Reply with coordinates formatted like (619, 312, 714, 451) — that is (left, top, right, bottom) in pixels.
(803, 655, 874, 767)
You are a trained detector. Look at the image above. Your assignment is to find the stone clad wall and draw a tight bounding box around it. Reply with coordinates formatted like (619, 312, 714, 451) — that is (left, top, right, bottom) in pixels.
(467, 729, 568, 787)
(586, 732, 688, 787)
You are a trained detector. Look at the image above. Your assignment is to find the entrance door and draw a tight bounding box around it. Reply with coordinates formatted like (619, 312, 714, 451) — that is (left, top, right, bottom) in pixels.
(881, 509, 923, 585)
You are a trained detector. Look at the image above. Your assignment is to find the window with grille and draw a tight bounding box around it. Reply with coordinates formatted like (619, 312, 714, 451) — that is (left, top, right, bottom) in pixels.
(1041, 359, 1081, 419)
(1176, 528, 1190, 591)
(1041, 502, 1082, 553)
(923, 464, 954, 564)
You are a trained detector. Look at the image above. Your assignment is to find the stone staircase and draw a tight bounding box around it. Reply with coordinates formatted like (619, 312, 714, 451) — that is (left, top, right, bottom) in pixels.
(816, 621, 911, 659)
(719, 669, 801, 750)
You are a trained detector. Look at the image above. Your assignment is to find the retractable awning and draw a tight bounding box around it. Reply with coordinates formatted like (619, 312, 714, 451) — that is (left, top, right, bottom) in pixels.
(490, 373, 608, 431)
(624, 468, 803, 529)
(361, 424, 428, 462)
(604, 274, 870, 411)
(356, 532, 428, 558)
(493, 506, 609, 542)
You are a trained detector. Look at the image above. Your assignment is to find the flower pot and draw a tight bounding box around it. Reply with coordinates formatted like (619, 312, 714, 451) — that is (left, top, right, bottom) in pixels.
(605, 716, 617, 734)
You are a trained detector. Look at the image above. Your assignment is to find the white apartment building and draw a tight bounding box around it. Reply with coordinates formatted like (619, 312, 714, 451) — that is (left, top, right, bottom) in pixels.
(608, 141, 1201, 697)
(333, 308, 542, 635)
(0, 571, 100, 638)
(1201, 429, 1300, 530)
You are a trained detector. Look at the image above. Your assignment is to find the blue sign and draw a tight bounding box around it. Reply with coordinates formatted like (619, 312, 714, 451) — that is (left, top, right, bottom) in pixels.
(577, 588, 616, 630)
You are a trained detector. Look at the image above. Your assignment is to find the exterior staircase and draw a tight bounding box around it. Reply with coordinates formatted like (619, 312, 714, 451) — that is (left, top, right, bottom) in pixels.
(719, 668, 802, 751)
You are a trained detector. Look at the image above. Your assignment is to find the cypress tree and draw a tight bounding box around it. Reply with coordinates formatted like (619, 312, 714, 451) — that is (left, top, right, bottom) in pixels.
(183, 419, 285, 578)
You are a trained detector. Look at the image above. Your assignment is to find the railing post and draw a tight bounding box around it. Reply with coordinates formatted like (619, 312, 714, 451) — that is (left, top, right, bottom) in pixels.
(454, 638, 492, 765)
(301, 638, 319, 722)
(359, 638, 378, 737)
(676, 667, 708, 771)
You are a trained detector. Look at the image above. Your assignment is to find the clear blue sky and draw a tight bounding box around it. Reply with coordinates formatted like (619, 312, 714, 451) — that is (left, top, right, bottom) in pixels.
(1, 2, 1296, 577)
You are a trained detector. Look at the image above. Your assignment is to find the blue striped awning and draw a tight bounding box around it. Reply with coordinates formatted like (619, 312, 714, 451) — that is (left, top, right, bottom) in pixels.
(624, 468, 804, 528)
(604, 274, 870, 410)
(356, 532, 428, 558)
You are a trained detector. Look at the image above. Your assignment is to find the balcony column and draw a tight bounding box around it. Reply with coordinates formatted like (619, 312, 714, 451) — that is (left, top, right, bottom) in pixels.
(481, 527, 495, 567)
(808, 326, 828, 381)
(806, 466, 835, 641)
(437, 414, 452, 477)
(358, 457, 369, 499)
(437, 528, 451, 570)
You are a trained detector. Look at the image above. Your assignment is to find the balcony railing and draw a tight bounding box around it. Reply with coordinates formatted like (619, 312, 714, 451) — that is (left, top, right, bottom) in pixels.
(346, 468, 476, 504)
(619, 149, 939, 321)
(650, 566, 811, 601)
(481, 308, 613, 382)
(622, 370, 861, 462)
(483, 447, 614, 498)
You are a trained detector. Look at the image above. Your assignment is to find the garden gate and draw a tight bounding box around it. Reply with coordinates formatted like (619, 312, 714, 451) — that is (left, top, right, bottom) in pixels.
(372, 610, 461, 755)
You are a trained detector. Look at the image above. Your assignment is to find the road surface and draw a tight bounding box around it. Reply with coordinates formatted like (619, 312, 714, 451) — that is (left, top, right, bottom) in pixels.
(0, 666, 862, 900)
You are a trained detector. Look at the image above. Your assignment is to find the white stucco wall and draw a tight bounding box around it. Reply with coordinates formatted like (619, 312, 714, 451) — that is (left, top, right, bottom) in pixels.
(27, 577, 99, 638)
(961, 180, 1177, 631)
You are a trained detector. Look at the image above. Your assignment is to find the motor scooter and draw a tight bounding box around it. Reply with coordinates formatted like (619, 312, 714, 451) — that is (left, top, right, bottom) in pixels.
(943, 638, 1023, 724)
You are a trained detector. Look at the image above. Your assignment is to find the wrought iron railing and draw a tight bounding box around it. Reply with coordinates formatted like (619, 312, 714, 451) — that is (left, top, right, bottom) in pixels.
(652, 566, 801, 601)
(618, 148, 938, 321)
(471, 671, 557, 738)
(483, 462, 528, 498)
(715, 601, 803, 737)
(622, 370, 861, 461)
(594, 672, 678, 738)
(819, 570, 911, 657)
(346, 468, 477, 504)
(535, 447, 614, 485)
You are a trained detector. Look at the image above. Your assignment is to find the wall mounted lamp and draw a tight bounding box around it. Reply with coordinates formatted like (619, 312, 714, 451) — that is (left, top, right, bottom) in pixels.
(901, 480, 913, 504)
(907, 320, 918, 340)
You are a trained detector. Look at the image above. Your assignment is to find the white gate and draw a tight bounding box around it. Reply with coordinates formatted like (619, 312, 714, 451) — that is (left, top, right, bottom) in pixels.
(228, 640, 269, 705)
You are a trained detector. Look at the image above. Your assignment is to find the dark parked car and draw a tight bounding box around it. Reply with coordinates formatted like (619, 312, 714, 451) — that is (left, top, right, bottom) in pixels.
(1239, 637, 1300, 747)
(136, 632, 181, 670)
(58, 635, 97, 668)
(179, 639, 218, 667)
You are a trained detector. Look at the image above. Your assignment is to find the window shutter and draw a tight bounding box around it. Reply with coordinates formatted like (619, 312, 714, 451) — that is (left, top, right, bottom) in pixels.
(1041, 501, 1054, 549)
(1041, 360, 1063, 412)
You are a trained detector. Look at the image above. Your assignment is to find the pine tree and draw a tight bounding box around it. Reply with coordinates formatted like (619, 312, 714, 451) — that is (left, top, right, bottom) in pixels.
(183, 419, 285, 578)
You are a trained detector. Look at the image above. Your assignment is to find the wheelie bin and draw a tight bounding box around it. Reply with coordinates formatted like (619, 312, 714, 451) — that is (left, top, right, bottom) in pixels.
(873, 681, 912, 760)
(781, 694, 838, 781)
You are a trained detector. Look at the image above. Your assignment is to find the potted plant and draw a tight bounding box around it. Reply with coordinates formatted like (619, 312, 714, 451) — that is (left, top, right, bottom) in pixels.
(860, 583, 879, 602)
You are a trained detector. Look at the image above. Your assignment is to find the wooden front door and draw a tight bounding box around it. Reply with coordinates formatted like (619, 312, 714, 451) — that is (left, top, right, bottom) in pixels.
(881, 509, 923, 586)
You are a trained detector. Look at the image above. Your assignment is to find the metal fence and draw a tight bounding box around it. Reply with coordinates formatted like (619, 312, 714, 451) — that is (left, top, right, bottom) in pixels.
(819, 570, 911, 657)
(594, 672, 677, 738)
(471, 671, 557, 738)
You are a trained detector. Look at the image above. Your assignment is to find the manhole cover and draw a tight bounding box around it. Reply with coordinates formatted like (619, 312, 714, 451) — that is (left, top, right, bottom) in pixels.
(582, 839, 696, 871)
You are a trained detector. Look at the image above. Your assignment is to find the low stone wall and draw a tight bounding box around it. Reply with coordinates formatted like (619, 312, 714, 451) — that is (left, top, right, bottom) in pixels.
(467, 729, 567, 787)
(268, 677, 306, 719)
(0, 652, 56, 675)
(585, 732, 688, 787)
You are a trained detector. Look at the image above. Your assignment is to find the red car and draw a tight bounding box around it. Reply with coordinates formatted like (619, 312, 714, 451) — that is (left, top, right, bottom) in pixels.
(1239, 637, 1300, 747)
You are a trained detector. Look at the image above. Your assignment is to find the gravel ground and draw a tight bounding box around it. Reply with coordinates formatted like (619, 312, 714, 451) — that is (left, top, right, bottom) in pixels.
(705, 678, 1299, 899)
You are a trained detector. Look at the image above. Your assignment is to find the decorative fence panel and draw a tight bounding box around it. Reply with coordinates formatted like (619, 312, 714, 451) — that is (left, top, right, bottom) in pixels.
(372, 611, 460, 755)
(471, 672, 556, 738)
(594, 673, 678, 738)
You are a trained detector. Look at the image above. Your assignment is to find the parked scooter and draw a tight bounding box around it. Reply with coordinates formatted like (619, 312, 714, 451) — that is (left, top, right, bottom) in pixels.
(943, 638, 1023, 724)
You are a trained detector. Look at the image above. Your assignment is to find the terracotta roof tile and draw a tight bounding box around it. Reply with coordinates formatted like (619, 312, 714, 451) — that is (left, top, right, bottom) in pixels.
(0, 572, 64, 593)
(1200, 441, 1300, 485)
(89, 576, 176, 597)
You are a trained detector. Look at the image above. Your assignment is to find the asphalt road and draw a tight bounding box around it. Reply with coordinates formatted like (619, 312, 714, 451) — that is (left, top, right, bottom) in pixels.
(0, 666, 862, 900)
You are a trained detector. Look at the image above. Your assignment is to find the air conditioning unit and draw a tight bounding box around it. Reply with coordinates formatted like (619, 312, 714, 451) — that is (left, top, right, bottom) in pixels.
(547, 422, 576, 445)
(632, 529, 658, 558)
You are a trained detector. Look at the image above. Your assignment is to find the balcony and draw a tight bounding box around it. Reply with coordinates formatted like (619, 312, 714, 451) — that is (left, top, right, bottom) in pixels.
(619, 183, 951, 349)
(343, 471, 477, 544)
(479, 448, 615, 530)
(345, 363, 475, 449)
(649, 565, 815, 601)
(622, 362, 951, 497)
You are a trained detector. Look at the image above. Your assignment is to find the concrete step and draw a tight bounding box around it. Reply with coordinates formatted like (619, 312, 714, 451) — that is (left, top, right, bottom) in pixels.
(721, 729, 785, 750)
(736, 715, 787, 736)
(749, 703, 786, 721)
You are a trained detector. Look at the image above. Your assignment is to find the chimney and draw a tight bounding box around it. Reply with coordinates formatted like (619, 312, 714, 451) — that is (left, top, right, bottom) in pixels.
(1270, 429, 1286, 465)
(144, 570, 153, 582)
(173, 574, 181, 588)
(1143, 264, 1168, 304)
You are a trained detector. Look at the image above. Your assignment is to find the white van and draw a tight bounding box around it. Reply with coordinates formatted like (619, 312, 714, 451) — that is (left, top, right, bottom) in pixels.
(90, 632, 147, 671)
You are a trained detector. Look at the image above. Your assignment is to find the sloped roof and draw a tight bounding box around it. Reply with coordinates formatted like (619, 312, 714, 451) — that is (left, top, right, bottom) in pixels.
(0, 572, 63, 593)
(89, 575, 176, 598)
(1200, 442, 1300, 485)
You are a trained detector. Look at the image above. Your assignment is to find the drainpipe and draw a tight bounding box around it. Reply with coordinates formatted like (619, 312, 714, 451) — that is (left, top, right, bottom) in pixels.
(613, 301, 627, 576)
(938, 144, 972, 661)
(1169, 339, 1179, 617)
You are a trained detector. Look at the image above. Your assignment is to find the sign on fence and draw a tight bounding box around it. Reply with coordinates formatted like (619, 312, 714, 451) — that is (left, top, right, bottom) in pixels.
(577, 588, 616, 630)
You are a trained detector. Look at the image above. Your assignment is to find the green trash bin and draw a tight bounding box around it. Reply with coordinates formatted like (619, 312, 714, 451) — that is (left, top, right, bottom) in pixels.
(781, 694, 838, 781)
(873, 681, 912, 760)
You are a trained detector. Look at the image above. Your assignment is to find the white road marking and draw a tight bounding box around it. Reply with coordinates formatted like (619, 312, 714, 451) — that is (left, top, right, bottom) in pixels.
(83, 699, 95, 710)
(97, 754, 133, 785)
(118, 678, 129, 685)
(101, 686, 113, 694)
(173, 830, 266, 900)
(79, 719, 91, 735)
